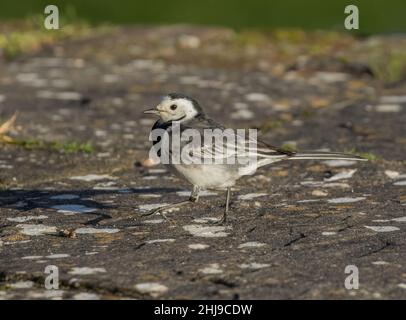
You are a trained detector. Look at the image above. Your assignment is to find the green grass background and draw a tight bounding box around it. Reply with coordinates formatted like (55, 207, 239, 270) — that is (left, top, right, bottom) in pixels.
(0, 0, 405, 34)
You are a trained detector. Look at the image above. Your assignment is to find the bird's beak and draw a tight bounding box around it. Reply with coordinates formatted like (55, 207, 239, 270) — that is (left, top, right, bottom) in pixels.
(143, 108, 160, 115)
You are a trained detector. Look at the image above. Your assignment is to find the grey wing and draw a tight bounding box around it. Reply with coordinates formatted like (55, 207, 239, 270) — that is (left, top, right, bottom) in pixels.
(180, 118, 293, 164)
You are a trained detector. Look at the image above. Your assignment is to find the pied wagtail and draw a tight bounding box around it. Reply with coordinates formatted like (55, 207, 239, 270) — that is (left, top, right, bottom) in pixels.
(143, 93, 366, 224)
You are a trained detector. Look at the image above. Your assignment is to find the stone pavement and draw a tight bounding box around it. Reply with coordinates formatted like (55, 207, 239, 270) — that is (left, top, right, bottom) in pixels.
(0, 26, 406, 299)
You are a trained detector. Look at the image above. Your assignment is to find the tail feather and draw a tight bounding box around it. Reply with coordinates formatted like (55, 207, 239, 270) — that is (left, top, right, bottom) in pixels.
(287, 151, 367, 161)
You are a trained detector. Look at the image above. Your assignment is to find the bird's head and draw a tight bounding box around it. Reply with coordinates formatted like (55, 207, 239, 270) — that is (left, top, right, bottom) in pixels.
(144, 93, 203, 123)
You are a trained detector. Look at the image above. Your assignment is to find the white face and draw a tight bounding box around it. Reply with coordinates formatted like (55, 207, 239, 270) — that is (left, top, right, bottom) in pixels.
(154, 96, 198, 122)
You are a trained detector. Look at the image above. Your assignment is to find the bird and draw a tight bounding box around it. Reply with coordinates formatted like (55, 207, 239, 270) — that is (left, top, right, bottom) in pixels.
(143, 93, 367, 224)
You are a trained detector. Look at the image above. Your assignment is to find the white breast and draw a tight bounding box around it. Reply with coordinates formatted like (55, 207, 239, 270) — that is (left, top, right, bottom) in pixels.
(172, 164, 238, 189)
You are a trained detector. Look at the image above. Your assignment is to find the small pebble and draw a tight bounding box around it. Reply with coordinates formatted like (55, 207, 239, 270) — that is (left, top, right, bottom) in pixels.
(188, 244, 209, 250)
(238, 241, 267, 248)
(134, 282, 168, 297)
(199, 263, 223, 275)
(365, 226, 400, 232)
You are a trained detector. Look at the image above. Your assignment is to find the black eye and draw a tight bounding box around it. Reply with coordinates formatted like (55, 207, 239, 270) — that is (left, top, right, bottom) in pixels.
(170, 104, 177, 110)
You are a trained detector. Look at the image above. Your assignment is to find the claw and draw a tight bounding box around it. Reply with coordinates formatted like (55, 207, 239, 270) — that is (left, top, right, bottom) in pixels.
(141, 208, 162, 217)
(207, 215, 227, 225)
(140, 207, 176, 224)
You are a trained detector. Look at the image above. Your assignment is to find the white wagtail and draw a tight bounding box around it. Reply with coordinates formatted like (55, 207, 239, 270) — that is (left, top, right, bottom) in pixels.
(143, 93, 367, 223)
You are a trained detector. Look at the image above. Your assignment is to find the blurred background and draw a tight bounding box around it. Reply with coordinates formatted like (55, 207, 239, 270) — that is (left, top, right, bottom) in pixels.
(1, 0, 406, 180)
(1, 0, 405, 172)
(0, 0, 406, 34)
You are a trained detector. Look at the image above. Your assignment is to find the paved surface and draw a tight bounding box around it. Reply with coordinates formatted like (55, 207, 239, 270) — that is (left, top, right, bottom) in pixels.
(1, 26, 406, 299)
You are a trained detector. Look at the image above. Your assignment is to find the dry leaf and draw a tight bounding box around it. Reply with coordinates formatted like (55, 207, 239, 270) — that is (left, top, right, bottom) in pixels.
(0, 112, 18, 135)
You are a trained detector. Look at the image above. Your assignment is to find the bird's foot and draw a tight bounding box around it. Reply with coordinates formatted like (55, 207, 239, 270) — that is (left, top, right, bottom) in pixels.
(140, 208, 176, 225)
(141, 207, 163, 217)
(207, 214, 228, 225)
(140, 200, 191, 222)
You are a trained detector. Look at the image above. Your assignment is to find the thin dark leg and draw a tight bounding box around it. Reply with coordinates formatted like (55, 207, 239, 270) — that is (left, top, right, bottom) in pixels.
(141, 185, 200, 217)
(210, 187, 231, 225)
(221, 187, 231, 223)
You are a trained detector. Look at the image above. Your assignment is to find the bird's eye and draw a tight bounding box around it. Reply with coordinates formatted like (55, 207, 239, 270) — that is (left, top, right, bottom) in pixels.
(170, 104, 177, 111)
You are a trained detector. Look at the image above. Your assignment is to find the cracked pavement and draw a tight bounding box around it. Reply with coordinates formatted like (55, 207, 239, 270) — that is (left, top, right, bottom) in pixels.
(1, 26, 406, 299)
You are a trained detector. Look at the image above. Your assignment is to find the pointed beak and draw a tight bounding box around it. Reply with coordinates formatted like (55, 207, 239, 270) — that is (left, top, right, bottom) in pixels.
(143, 108, 160, 115)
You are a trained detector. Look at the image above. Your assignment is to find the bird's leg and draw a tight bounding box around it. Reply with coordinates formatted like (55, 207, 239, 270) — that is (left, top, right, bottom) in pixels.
(190, 185, 201, 203)
(141, 185, 200, 217)
(209, 187, 231, 225)
(221, 187, 232, 223)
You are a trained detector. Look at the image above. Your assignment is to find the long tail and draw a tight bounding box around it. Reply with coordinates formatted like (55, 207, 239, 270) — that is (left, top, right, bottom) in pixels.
(287, 151, 367, 161)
